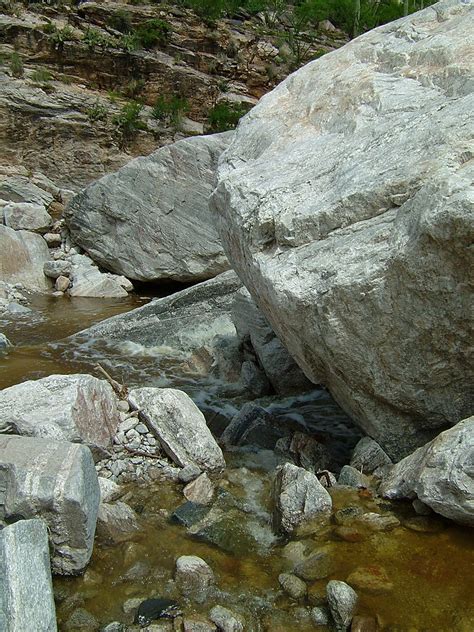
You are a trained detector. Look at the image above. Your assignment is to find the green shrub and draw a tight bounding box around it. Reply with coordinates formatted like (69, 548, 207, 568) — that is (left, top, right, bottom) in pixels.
(134, 19, 171, 49)
(82, 27, 117, 51)
(107, 9, 133, 34)
(48, 24, 75, 49)
(9, 52, 23, 78)
(112, 101, 147, 143)
(31, 67, 53, 83)
(207, 101, 250, 132)
(87, 101, 108, 122)
(122, 78, 145, 99)
(118, 33, 140, 53)
(152, 95, 189, 125)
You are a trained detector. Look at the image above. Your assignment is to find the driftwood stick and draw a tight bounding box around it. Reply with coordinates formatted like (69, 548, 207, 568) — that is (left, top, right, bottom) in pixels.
(95, 363, 128, 398)
(122, 445, 164, 460)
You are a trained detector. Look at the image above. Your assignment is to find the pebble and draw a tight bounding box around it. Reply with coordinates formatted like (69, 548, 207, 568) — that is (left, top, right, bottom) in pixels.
(278, 572, 307, 599)
(311, 606, 331, 625)
(346, 565, 393, 594)
(326, 580, 358, 632)
(117, 399, 129, 413)
(294, 549, 332, 581)
(209, 605, 244, 632)
(175, 555, 215, 604)
(136, 423, 149, 434)
(355, 512, 400, 532)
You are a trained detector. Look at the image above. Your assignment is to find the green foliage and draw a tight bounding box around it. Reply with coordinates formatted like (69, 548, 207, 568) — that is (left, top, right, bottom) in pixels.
(82, 27, 117, 51)
(122, 78, 145, 99)
(112, 101, 147, 144)
(87, 101, 108, 122)
(118, 33, 140, 53)
(31, 67, 53, 83)
(107, 9, 133, 34)
(9, 52, 24, 78)
(152, 95, 189, 126)
(47, 24, 75, 49)
(207, 101, 250, 132)
(134, 19, 171, 49)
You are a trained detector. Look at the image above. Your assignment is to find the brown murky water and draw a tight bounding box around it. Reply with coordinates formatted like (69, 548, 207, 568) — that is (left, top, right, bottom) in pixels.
(1, 295, 473, 631)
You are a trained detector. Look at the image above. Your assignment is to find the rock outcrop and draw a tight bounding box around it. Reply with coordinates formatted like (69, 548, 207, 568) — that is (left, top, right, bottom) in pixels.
(0, 519, 57, 632)
(212, 0, 474, 459)
(0, 374, 119, 448)
(0, 435, 100, 574)
(65, 133, 231, 282)
(380, 416, 474, 526)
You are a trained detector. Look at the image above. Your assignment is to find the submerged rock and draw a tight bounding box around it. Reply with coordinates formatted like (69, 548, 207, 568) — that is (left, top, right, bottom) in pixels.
(0, 519, 57, 632)
(212, 0, 474, 459)
(326, 580, 358, 632)
(128, 387, 225, 472)
(65, 133, 232, 282)
(0, 435, 100, 574)
(350, 437, 392, 474)
(96, 501, 139, 544)
(278, 572, 307, 600)
(379, 416, 474, 526)
(209, 605, 244, 632)
(175, 555, 215, 604)
(0, 373, 119, 449)
(272, 462, 332, 535)
(134, 598, 182, 625)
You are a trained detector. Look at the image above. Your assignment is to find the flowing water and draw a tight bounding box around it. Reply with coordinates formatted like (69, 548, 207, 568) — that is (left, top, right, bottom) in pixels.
(1, 294, 473, 631)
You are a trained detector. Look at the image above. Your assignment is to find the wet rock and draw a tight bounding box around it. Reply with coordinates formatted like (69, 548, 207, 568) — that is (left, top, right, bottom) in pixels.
(0, 333, 12, 353)
(183, 617, 217, 632)
(0, 435, 99, 574)
(272, 463, 332, 535)
(133, 598, 182, 625)
(334, 526, 366, 543)
(326, 580, 358, 632)
(294, 549, 332, 581)
(380, 416, 474, 526)
(128, 388, 225, 472)
(209, 605, 244, 632)
(334, 506, 364, 526)
(170, 501, 211, 528)
(350, 616, 378, 632)
(212, 0, 473, 460)
(338, 466, 371, 489)
(239, 359, 272, 397)
(402, 516, 445, 533)
(220, 403, 287, 450)
(347, 566, 393, 594)
(0, 373, 119, 449)
(3, 201, 52, 233)
(283, 431, 331, 473)
(65, 133, 232, 283)
(0, 519, 57, 632)
(311, 606, 331, 626)
(281, 540, 313, 565)
(43, 259, 72, 279)
(412, 499, 432, 516)
(318, 470, 338, 488)
(355, 513, 400, 532)
(307, 584, 328, 607)
(231, 287, 312, 395)
(278, 572, 307, 599)
(0, 225, 51, 291)
(179, 464, 202, 484)
(64, 608, 100, 631)
(184, 473, 215, 506)
(96, 501, 139, 544)
(175, 555, 215, 604)
(101, 623, 126, 632)
(68, 253, 131, 298)
(350, 438, 392, 474)
(98, 477, 122, 503)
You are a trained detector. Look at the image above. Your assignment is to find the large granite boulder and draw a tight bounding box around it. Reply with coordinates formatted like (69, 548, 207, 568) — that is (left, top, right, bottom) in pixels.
(379, 416, 474, 526)
(0, 435, 100, 574)
(128, 387, 225, 472)
(212, 0, 473, 459)
(0, 519, 57, 632)
(65, 133, 232, 282)
(0, 225, 51, 292)
(0, 374, 119, 448)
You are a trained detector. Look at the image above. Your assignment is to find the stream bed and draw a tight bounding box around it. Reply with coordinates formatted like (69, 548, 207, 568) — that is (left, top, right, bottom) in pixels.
(1, 294, 473, 631)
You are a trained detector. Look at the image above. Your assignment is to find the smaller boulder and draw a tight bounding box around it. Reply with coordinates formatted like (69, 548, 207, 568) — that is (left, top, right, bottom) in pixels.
(184, 473, 215, 506)
(209, 606, 244, 632)
(96, 501, 139, 544)
(350, 437, 392, 474)
(175, 556, 215, 604)
(278, 573, 307, 600)
(326, 580, 358, 632)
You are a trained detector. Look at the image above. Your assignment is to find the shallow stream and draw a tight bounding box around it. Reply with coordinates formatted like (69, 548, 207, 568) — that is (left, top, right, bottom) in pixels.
(1, 294, 473, 631)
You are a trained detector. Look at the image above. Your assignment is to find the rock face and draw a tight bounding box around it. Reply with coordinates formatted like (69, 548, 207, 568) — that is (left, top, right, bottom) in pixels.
(3, 202, 53, 233)
(379, 416, 474, 526)
(212, 0, 474, 459)
(272, 462, 332, 534)
(65, 133, 232, 282)
(0, 435, 100, 574)
(0, 225, 51, 291)
(0, 519, 57, 632)
(128, 387, 225, 472)
(0, 374, 119, 448)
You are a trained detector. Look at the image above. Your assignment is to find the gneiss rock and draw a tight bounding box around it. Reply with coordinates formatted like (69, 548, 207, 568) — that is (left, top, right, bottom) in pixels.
(380, 416, 474, 526)
(326, 580, 358, 632)
(96, 501, 139, 544)
(0, 374, 119, 449)
(0, 435, 100, 574)
(220, 403, 289, 450)
(350, 437, 392, 474)
(278, 573, 307, 600)
(0, 225, 51, 292)
(128, 388, 225, 472)
(43, 259, 72, 279)
(65, 133, 232, 283)
(294, 548, 333, 581)
(175, 555, 215, 604)
(0, 519, 57, 632)
(3, 201, 52, 233)
(209, 605, 244, 632)
(338, 466, 371, 489)
(212, 0, 474, 460)
(183, 473, 215, 506)
(272, 462, 332, 535)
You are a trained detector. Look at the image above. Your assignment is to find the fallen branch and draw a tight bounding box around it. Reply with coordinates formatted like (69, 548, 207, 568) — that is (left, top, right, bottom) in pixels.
(122, 445, 166, 461)
(95, 363, 128, 399)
